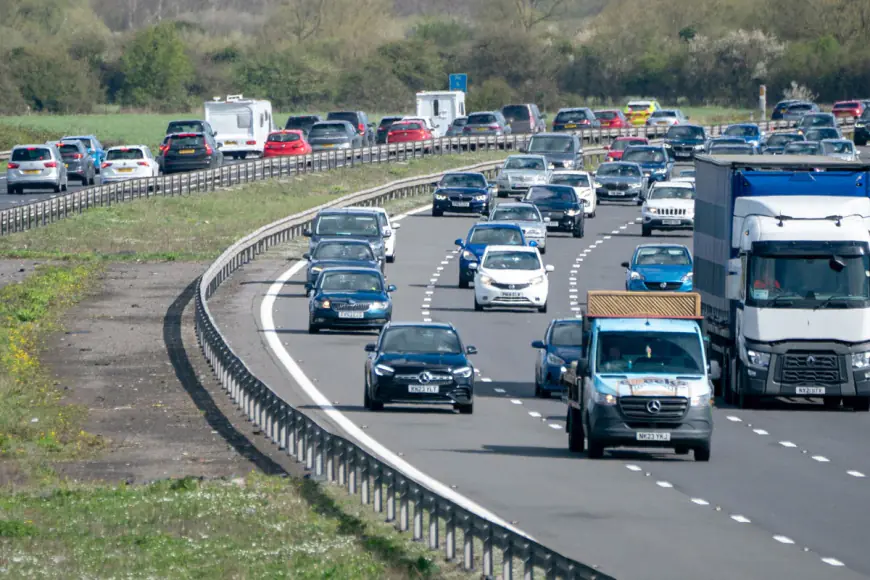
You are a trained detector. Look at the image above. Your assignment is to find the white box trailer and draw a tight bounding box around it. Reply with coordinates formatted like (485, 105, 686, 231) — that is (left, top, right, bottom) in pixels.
(204, 95, 275, 159)
(416, 91, 466, 138)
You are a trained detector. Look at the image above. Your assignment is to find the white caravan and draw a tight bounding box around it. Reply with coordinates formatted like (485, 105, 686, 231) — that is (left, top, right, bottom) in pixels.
(204, 95, 275, 159)
(415, 91, 466, 139)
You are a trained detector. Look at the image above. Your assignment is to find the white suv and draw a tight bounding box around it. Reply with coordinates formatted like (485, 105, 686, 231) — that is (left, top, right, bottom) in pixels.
(6, 144, 69, 194)
(470, 245, 553, 312)
(641, 181, 695, 237)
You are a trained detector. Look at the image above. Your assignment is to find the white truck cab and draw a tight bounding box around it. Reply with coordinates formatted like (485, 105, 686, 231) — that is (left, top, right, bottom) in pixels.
(416, 91, 466, 139)
(204, 95, 275, 159)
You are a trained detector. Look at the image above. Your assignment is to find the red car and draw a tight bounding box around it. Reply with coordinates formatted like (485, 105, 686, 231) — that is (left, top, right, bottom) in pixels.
(263, 130, 311, 157)
(832, 100, 864, 119)
(594, 109, 630, 129)
(386, 121, 432, 143)
(605, 136, 649, 161)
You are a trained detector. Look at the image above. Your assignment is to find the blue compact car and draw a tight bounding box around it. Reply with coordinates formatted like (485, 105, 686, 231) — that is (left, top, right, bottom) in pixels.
(621, 145, 674, 184)
(308, 267, 395, 333)
(455, 223, 528, 288)
(61, 135, 105, 173)
(432, 172, 493, 216)
(622, 244, 693, 292)
(531, 318, 585, 398)
(722, 123, 763, 151)
(364, 322, 476, 413)
(303, 238, 381, 295)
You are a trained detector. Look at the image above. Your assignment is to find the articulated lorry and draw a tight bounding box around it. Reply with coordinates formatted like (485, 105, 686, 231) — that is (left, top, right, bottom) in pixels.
(694, 154, 870, 410)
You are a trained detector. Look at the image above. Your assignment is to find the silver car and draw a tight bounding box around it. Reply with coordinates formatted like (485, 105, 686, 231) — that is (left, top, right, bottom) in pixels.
(821, 139, 859, 161)
(494, 154, 550, 197)
(6, 143, 69, 194)
(485, 202, 549, 253)
(646, 109, 688, 127)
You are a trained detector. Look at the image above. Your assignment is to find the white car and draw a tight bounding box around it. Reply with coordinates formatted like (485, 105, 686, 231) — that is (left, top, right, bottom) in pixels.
(402, 116, 441, 138)
(641, 180, 695, 237)
(548, 170, 597, 217)
(470, 245, 553, 312)
(365, 207, 400, 263)
(101, 145, 160, 183)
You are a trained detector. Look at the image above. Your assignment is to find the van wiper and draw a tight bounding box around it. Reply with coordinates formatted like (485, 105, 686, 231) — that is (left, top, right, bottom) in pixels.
(814, 295, 853, 310)
(766, 293, 800, 306)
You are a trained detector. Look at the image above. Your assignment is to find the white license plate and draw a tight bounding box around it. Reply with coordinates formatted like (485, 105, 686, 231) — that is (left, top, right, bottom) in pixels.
(338, 311, 365, 319)
(796, 386, 825, 395)
(408, 385, 440, 394)
(502, 291, 522, 297)
(610, 191, 625, 196)
(636, 432, 671, 441)
(451, 201, 470, 207)
(662, 219, 681, 225)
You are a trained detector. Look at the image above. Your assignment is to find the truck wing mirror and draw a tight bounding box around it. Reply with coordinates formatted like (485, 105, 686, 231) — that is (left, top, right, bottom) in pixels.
(576, 358, 589, 376)
(725, 258, 743, 300)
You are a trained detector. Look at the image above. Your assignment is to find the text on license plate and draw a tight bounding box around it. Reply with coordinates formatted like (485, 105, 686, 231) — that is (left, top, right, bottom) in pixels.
(179, 149, 195, 154)
(322, 144, 334, 148)
(118, 168, 134, 173)
(502, 291, 522, 297)
(451, 201, 470, 207)
(225, 141, 237, 145)
(610, 191, 625, 196)
(477, 127, 488, 131)
(338, 311, 365, 319)
(565, 124, 577, 128)
(408, 385, 439, 394)
(64, 164, 69, 168)
(636, 432, 671, 441)
(796, 386, 825, 395)
(23, 170, 40, 174)
(662, 219, 681, 225)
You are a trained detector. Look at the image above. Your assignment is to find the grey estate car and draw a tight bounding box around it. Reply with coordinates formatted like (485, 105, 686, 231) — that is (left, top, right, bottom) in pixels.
(6, 143, 69, 194)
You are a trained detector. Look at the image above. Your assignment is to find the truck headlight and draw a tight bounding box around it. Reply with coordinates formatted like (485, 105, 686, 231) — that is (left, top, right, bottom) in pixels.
(852, 351, 870, 369)
(462, 250, 476, 261)
(746, 348, 770, 368)
(592, 390, 617, 405)
(452, 366, 473, 378)
(690, 393, 711, 407)
(630, 271, 644, 280)
(546, 353, 565, 365)
(374, 364, 394, 376)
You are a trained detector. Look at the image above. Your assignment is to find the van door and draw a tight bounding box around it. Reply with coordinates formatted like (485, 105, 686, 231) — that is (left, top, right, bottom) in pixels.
(430, 97, 449, 137)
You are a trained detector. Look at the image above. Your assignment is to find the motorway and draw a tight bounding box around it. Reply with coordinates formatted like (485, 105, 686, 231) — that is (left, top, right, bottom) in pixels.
(251, 154, 870, 579)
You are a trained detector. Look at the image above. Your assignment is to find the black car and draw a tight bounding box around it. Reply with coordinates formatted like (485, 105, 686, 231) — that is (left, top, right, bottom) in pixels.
(302, 238, 381, 295)
(376, 116, 404, 145)
(854, 110, 870, 146)
(551, 107, 600, 132)
(326, 111, 375, 145)
(770, 99, 800, 120)
(165, 119, 216, 138)
(161, 132, 223, 174)
(522, 184, 585, 238)
(664, 125, 706, 159)
(55, 140, 95, 185)
(284, 115, 323, 139)
(760, 132, 805, 154)
(364, 322, 477, 414)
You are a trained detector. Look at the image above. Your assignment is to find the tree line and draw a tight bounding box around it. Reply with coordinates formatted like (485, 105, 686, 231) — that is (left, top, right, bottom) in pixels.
(1, 0, 868, 116)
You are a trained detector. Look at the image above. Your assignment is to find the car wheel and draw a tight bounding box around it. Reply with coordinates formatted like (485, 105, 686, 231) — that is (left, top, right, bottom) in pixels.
(589, 211, 596, 218)
(847, 397, 870, 411)
(675, 446, 690, 455)
(538, 302, 547, 313)
(53, 182, 61, 193)
(641, 224, 652, 237)
(567, 407, 585, 452)
(307, 323, 320, 334)
(694, 443, 711, 462)
(458, 278, 469, 289)
(572, 224, 584, 238)
(474, 295, 484, 311)
(386, 254, 395, 263)
(432, 208, 443, 217)
(364, 383, 384, 411)
(455, 401, 473, 414)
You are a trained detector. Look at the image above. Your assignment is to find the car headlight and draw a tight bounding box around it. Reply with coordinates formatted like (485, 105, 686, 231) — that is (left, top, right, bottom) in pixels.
(566, 209, 578, 216)
(479, 275, 493, 286)
(592, 390, 617, 405)
(474, 194, 487, 201)
(452, 366, 473, 378)
(694, 144, 705, 149)
(529, 275, 545, 285)
(645, 207, 659, 214)
(749, 140, 758, 146)
(434, 194, 447, 200)
(745, 348, 770, 368)
(630, 271, 644, 280)
(593, 182, 602, 188)
(654, 167, 667, 174)
(316, 299, 331, 309)
(462, 250, 476, 261)
(562, 159, 575, 168)
(369, 301, 388, 310)
(690, 393, 711, 407)
(546, 353, 565, 365)
(310, 266, 323, 273)
(857, 122, 865, 128)
(374, 363, 394, 376)
(681, 272, 693, 283)
(852, 351, 870, 369)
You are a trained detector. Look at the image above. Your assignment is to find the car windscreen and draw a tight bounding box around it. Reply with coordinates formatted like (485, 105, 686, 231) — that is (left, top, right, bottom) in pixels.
(766, 134, 803, 147)
(285, 117, 319, 130)
(635, 247, 691, 265)
(666, 126, 704, 139)
(596, 331, 704, 374)
(596, 164, 640, 177)
(309, 124, 348, 137)
(380, 327, 462, 354)
(551, 324, 584, 346)
(11, 148, 51, 161)
(65, 138, 92, 149)
(491, 206, 541, 221)
(168, 136, 205, 149)
(502, 105, 530, 121)
(313, 242, 374, 261)
(378, 117, 402, 128)
(554, 110, 591, 122)
(268, 132, 302, 143)
(528, 136, 574, 153)
(314, 214, 380, 236)
(711, 146, 750, 155)
(594, 111, 619, 120)
(468, 227, 524, 245)
(550, 174, 590, 187)
(318, 271, 382, 292)
(483, 251, 541, 270)
(622, 150, 665, 163)
(467, 114, 497, 125)
(610, 139, 645, 151)
(504, 157, 545, 170)
(440, 174, 486, 188)
(724, 125, 758, 137)
(649, 186, 694, 200)
(822, 141, 853, 154)
(526, 186, 576, 202)
(787, 104, 814, 113)
(106, 148, 145, 160)
(451, 118, 468, 127)
(58, 144, 81, 157)
(168, 122, 204, 134)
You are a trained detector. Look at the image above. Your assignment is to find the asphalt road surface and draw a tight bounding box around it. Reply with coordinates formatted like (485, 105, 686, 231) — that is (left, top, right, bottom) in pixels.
(256, 157, 870, 579)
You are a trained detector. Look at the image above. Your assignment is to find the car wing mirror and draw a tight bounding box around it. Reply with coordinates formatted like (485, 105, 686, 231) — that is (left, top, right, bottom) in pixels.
(543, 217, 551, 222)
(621, 261, 630, 268)
(387, 284, 397, 292)
(455, 238, 464, 247)
(531, 340, 545, 349)
(303, 229, 312, 237)
(466, 345, 478, 355)
(302, 253, 311, 260)
(467, 262, 478, 270)
(364, 343, 376, 352)
(392, 222, 401, 229)
(544, 264, 555, 272)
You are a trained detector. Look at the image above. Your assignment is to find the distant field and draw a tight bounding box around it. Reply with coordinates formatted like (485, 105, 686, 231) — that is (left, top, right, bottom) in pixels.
(0, 105, 758, 152)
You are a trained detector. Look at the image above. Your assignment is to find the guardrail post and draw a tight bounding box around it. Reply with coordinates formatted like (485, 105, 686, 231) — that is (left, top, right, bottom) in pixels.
(428, 498, 439, 550)
(523, 545, 534, 580)
(386, 471, 396, 522)
(304, 420, 314, 471)
(347, 448, 356, 495)
(325, 433, 334, 481)
(413, 489, 423, 541)
(463, 514, 474, 570)
(314, 428, 324, 478)
(373, 466, 384, 513)
(360, 458, 370, 504)
(482, 523, 494, 577)
(398, 479, 409, 532)
(502, 534, 514, 580)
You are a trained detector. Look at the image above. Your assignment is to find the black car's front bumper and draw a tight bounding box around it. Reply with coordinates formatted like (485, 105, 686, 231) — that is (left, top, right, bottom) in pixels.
(372, 377, 474, 405)
(540, 210, 582, 232)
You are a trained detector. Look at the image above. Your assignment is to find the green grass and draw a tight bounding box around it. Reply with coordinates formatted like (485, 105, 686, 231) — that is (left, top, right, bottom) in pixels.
(0, 151, 507, 261)
(0, 473, 477, 579)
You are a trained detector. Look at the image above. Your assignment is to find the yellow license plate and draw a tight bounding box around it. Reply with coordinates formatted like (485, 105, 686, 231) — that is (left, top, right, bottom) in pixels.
(23, 169, 39, 174)
(322, 144, 334, 148)
(565, 123, 577, 128)
(225, 141, 237, 145)
(179, 149, 194, 154)
(477, 127, 488, 131)
(119, 168, 133, 173)
(64, 164, 69, 168)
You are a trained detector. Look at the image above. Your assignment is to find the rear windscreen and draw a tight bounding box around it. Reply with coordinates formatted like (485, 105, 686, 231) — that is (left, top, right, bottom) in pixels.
(11, 148, 51, 161)
(167, 122, 204, 133)
(502, 106, 530, 121)
(169, 136, 204, 148)
(107, 149, 144, 160)
(391, 123, 422, 131)
(268, 133, 301, 143)
(555, 110, 591, 122)
(285, 117, 318, 130)
(467, 114, 497, 125)
(834, 102, 859, 109)
(326, 112, 359, 125)
(58, 144, 80, 156)
(595, 111, 618, 120)
(309, 124, 348, 137)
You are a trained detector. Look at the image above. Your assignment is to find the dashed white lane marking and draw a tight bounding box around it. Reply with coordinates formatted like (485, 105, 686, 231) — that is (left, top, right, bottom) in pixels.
(421, 310, 430, 316)
(494, 388, 506, 394)
(691, 498, 709, 506)
(425, 290, 434, 295)
(731, 515, 751, 523)
(548, 424, 561, 429)
(423, 318, 432, 322)
(603, 235, 612, 240)
(423, 297, 431, 301)
(436, 266, 444, 271)
(611, 230, 620, 234)
(569, 288, 578, 293)
(812, 456, 830, 463)
(726, 415, 742, 422)
(620, 225, 628, 229)
(847, 470, 865, 478)
(752, 429, 768, 435)
(440, 261, 449, 264)
(779, 441, 797, 448)
(656, 481, 673, 488)
(529, 411, 542, 418)
(625, 464, 642, 472)
(773, 535, 795, 544)
(822, 558, 845, 566)
(429, 278, 437, 283)
(481, 377, 492, 382)
(510, 399, 522, 405)
(571, 307, 581, 311)
(569, 277, 577, 281)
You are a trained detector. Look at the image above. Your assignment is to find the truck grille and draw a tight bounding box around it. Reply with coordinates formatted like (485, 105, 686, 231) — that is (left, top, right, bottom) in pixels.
(778, 352, 843, 385)
(643, 281, 683, 291)
(656, 207, 688, 216)
(619, 397, 689, 421)
(332, 302, 370, 312)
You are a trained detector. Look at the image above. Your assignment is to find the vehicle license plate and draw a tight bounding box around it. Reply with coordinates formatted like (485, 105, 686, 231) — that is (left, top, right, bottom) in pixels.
(338, 311, 364, 319)
(477, 127, 488, 131)
(322, 144, 334, 148)
(23, 169, 39, 174)
(64, 164, 69, 168)
(408, 385, 439, 394)
(796, 386, 825, 395)
(503, 291, 522, 297)
(636, 432, 671, 441)
(452, 201, 470, 207)
(663, 219, 681, 225)
(179, 149, 194, 154)
(610, 191, 625, 196)
(119, 168, 133, 173)
(225, 141, 237, 145)
(565, 124, 577, 128)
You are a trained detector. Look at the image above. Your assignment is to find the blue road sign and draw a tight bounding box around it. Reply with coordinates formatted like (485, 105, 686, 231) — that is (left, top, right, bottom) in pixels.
(449, 74, 468, 93)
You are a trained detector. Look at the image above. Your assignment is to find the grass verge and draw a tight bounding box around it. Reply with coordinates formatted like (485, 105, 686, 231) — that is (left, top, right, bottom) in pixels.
(0, 151, 507, 261)
(0, 263, 104, 468)
(0, 473, 476, 579)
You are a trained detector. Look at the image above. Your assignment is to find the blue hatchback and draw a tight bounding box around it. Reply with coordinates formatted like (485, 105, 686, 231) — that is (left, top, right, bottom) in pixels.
(61, 135, 105, 173)
(722, 123, 762, 151)
(622, 244, 693, 292)
(454, 223, 528, 288)
(432, 172, 493, 216)
(308, 267, 395, 333)
(532, 318, 585, 397)
(621, 145, 674, 184)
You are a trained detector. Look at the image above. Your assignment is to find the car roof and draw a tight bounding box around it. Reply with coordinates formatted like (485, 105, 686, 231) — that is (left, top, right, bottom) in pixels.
(506, 153, 548, 159)
(531, 132, 574, 138)
(635, 243, 691, 250)
(471, 222, 522, 230)
(551, 170, 591, 176)
(623, 145, 662, 150)
(557, 107, 593, 112)
(107, 144, 147, 150)
(650, 180, 694, 188)
(318, 266, 383, 274)
(317, 208, 379, 215)
(384, 321, 456, 330)
(13, 144, 54, 149)
(493, 202, 538, 209)
(314, 237, 373, 245)
(483, 244, 538, 253)
(821, 138, 853, 144)
(599, 161, 642, 167)
(531, 183, 575, 190)
(62, 135, 97, 139)
(550, 318, 584, 325)
(443, 171, 485, 177)
(613, 136, 647, 141)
